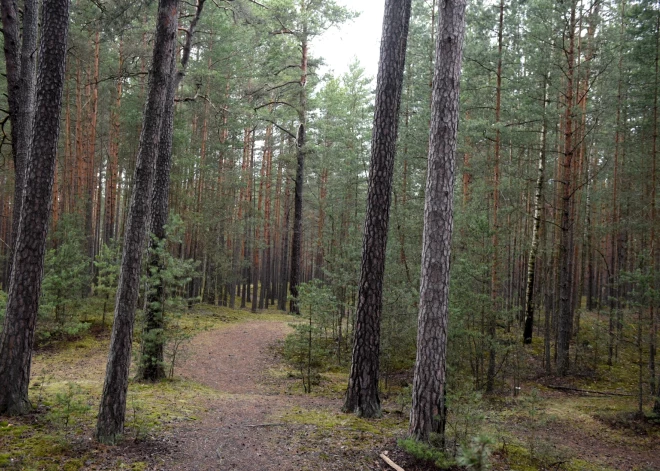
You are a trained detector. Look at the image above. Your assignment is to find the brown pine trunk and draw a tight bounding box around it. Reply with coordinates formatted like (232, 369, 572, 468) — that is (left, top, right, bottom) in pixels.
(87, 31, 100, 265)
(75, 61, 84, 206)
(260, 125, 274, 307)
(557, 0, 577, 376)
(252, 126, 269, 312)
(105, 41, 123, 244)
(139, 0, 206, 381)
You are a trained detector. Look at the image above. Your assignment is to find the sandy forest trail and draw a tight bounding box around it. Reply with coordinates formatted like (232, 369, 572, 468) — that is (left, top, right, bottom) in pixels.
(161, 319, 378, 471)
(147, 316, 660, 471)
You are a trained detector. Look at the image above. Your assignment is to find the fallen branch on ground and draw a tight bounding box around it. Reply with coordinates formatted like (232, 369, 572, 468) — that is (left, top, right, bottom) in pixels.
(380, 452, 404, 471)
(547, 385, 633, 397)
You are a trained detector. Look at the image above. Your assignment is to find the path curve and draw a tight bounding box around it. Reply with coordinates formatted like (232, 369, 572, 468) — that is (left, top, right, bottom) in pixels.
(163, 319, 339, 471)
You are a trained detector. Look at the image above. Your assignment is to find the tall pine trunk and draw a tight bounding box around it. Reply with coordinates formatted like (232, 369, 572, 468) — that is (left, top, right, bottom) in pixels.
(409, 0, 466, 441)
(557, 0, 577, 376)
(2, 0, 38, 283)
(343, 0, 412, 418)
(0, 0, 69, 415)
(96, 0, 179, 443)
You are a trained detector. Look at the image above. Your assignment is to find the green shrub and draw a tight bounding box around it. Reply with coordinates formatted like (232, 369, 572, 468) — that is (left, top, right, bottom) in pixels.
(398, 437, 455, 469)
(283, 280, 337, 393)
(46, 382, 91, 432)
(38, 215, 90, 343)
(94, 241, 121, 330)
(457, 434, 494, 471)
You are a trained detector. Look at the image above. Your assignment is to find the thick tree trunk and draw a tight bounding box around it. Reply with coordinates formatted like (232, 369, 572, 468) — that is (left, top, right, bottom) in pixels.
(409, 0, 466, 441)
(343, 0, 412, 418)
(2, 0, 38, 282)
(0, 0, 69, 415)
(96, 0, 178, 443)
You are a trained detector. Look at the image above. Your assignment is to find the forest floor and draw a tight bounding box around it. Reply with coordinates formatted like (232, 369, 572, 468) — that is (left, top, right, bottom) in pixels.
(1, 305, 659, 470)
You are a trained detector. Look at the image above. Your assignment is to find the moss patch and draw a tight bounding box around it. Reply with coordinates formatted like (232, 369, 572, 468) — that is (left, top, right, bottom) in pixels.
(2, 303, 276, 470)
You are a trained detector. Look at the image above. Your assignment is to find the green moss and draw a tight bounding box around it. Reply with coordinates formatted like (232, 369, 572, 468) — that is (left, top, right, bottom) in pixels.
(565, 458, 618, 471)
(0, 453, 11, 467)
(62, 459, 84, 471)
(282, 406, 404, 439)
(501, 443, 537, 471)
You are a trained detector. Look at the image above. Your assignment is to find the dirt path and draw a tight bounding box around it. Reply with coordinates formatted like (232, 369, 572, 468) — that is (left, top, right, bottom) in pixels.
(161, 319, 350, 471)
(156, 317, 660, 471)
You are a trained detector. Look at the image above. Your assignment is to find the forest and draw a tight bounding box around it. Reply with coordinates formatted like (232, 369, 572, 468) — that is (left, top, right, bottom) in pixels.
(0, 0, 659, 469)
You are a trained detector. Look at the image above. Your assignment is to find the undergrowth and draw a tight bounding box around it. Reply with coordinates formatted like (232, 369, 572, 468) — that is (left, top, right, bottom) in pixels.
(0, 302, 269, 470)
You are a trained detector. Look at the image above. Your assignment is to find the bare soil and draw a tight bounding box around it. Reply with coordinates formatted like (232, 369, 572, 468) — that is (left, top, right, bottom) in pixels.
(91, 316, 660, 471)
(161, 319, 392, 471)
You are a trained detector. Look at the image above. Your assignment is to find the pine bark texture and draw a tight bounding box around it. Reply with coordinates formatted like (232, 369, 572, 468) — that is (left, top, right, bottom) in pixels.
(137, 0, 205, 382)
(0, 0, 69, 415)
(343, 0, 412, 418)
(408, 0, 466, 441)
(136, 53, 178, 382)
(2, 0, 38, 282)
(96, 0, 179, 443)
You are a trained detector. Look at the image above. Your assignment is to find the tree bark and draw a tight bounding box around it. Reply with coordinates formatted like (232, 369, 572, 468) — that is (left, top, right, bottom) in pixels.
(409, 0, 466, 441)
(2, 0, 38, 282)
(343, 0, 412, 418)
(0, 0, 69, 415)
(137, 0, 206, 382)
(486, 0, 505, 393)
(105, 41, 123, 244)
(523, 74, 548, 344)
(96, 0, 179, 443)
(557, 0, 577, 376)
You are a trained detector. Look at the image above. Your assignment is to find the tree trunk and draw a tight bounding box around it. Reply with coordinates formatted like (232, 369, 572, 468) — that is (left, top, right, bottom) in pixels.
(0, 0, 69, 415)
(487, 0, 505, 393)
(136, 0, 205, 383)
(289, 23, 309, 314)
(105, 41, 123, 244)
(652, 6, 660, 415)
(408, 0, 466, 441)
(96, 0, 179, 443)
(343, 0, 412, 418)
(289, 122, 305, 314)
(523, 74, 548, 344)
(2, 0, 38, 282)
(557, 0, 577, 376)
